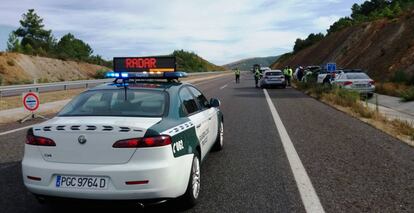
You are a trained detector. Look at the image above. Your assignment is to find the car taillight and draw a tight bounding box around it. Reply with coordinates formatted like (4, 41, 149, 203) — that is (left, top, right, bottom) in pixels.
(343, 81, 353, 86)
(26, 129, 56, 146)
(113, 135, 172, 148)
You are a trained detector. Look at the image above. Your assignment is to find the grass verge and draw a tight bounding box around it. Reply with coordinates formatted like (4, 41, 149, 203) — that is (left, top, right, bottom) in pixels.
(296, 82, 414, 146)
(0, 88, 86, 110)
(375, 82, 414, 102)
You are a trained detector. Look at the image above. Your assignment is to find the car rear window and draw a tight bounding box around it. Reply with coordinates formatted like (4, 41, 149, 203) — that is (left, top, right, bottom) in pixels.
(266, 72, 283, 76)
(58, 89, 167, 117)
(345, 73, 370, 79)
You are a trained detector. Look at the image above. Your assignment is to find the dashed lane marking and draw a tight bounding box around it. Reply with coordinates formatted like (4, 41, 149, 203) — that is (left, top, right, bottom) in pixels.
(220, 84, 228, 90)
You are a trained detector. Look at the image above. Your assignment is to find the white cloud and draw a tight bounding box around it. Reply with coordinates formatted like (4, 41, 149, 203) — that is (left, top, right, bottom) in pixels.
(0, 0, 362, 64)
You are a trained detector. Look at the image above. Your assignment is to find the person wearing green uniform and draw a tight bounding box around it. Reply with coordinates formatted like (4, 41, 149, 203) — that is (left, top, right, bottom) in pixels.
(235, 68, 241, 84)
(254, 68, 261, 88)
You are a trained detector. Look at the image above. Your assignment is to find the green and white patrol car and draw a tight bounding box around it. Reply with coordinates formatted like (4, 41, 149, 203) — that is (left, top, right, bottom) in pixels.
(21, 57, 224, 207)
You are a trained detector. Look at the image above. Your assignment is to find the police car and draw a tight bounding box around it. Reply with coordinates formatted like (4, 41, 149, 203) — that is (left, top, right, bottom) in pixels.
(22, 56, 224, 207)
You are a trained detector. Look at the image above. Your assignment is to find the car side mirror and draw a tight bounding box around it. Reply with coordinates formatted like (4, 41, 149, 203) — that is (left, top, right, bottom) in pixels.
(210, 98, 220, 108)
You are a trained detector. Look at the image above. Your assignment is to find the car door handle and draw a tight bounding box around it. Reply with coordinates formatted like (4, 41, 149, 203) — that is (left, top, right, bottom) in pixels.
(208, 117, 212, 120)
(196, 124, 201, 128)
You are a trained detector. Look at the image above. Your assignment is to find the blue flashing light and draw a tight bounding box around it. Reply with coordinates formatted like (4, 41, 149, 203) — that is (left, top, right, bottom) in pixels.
(105, 71, 188, 80)
(164, 72, 188, 78)
(105, 72, 129, 79)
(121, 72, 129, 78)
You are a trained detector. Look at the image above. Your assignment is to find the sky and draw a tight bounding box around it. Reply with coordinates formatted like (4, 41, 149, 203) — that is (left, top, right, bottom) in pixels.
(0, 0, 364, 65)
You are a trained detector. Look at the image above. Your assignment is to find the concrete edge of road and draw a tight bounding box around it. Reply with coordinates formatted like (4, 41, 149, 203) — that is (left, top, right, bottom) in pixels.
(0, 73, 231, 131)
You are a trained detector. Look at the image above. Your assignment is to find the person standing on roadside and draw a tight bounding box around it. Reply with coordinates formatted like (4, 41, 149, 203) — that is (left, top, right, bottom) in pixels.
(254, 67, 261, 88)
(235, 68, 241, 84)
(285, 66, 293, 86)
(283, 66, 293, 86)
(297, 66, 304, 82)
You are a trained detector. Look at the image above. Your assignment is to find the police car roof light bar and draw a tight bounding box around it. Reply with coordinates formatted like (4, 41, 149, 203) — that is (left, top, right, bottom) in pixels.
(105, 71, 188, 82)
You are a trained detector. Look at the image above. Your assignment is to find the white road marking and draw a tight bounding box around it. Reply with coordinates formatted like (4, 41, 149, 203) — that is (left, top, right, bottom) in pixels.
(0, 125, 34, 136)
(263, 89, 325, 213)
(220, 84, 228, 90)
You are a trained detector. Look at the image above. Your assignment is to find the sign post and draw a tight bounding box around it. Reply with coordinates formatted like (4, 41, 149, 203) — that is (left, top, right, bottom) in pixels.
(20, 92, 47, 123)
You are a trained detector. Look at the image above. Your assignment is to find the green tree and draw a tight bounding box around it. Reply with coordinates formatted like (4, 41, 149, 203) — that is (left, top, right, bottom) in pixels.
(6, 32, 22, 52)
(56, 33, 93, 61)
(293, 33, 325, 52)
(24, 44, 34, 55)
(327, 17, 354, 34)
(14, 9, 53, 54)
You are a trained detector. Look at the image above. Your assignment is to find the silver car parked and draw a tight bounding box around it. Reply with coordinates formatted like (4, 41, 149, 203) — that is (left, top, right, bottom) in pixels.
(331, 71, 375, 97)
(259, 70, 286, 88)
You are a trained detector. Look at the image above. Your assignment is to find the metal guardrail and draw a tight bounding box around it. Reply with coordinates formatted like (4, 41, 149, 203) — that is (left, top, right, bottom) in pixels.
(0, 71, 225, 98)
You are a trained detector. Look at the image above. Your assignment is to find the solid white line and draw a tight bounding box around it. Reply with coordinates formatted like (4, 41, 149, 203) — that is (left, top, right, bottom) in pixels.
(220, 84, 228, 90)
(263, 89, 325, 213)
(0, 125, 34, 136)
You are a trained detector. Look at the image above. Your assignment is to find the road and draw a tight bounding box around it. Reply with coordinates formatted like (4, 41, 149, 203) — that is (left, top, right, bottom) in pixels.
(0, 72, 413, 212)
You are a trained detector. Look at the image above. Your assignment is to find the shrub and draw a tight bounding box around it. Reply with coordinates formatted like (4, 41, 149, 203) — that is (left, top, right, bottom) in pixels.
(94, 69, 107, 79)
(7, 59, 15, 66)
(331, 87, 360, 107)
(392, 70, 409, 84)
(400, 87, 414, 102)
(310, 84, 332, 99)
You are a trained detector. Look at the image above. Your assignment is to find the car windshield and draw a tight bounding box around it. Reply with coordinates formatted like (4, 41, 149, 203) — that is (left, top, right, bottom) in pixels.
(346, 73, 370, 79)
(58, 89, 167, 117)
(266, 72, 283, 76)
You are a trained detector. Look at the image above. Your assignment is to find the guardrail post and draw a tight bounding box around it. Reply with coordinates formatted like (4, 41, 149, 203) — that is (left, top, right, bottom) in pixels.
(86, 83, 88, 88)
(375, 94, 379, 112)
(64, 85, 67, 90)
(0, 91, 2, 111)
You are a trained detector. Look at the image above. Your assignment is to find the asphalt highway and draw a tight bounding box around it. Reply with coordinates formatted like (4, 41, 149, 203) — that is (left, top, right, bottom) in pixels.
(0, 72, 413, 212)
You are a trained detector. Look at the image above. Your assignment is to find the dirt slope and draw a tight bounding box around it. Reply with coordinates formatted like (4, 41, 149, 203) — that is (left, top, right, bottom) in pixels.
(0, 52, 109, 85)
(272, 10, 414, 81)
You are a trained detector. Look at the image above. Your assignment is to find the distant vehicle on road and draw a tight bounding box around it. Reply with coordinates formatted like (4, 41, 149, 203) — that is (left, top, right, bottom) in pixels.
(260, 67, 271, 74)
(331, 70, 375, 97)
(259, 70, 286, 88)
(317, 70, 341, 84)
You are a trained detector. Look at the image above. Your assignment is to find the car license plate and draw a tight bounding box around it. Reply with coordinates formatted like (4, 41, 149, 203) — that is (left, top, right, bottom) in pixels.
(354, 84, 368, 88)
(56, 175, 108, 190)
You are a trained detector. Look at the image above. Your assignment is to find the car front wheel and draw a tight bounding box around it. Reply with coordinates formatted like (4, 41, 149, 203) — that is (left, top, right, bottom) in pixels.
(212, 121, 224, 151)
(179, 154, 200, 208)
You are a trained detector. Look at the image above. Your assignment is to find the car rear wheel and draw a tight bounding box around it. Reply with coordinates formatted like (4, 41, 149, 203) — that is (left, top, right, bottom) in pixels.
(179, 154, 200, 208)
(212, 121, 224, 151)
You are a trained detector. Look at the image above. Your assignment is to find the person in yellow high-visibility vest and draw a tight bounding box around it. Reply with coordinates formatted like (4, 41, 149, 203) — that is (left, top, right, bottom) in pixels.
(284, 66, 293, 86)
(235, 68, 241, 84)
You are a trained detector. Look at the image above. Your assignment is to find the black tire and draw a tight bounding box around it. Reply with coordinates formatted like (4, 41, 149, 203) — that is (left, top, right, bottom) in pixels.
(212, 121, 224, 151)
(178, 154, 200, 208)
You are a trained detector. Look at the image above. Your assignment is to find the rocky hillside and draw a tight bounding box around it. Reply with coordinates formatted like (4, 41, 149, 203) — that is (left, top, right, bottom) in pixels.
(224, 56, 279, 70)
(272, 10, 414, 82)
(0, 52, 110, 85)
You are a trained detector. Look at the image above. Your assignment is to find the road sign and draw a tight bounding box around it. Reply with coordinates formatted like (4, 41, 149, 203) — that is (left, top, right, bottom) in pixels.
(326, 63, 336, 72)
(22, 92, 40, 112)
